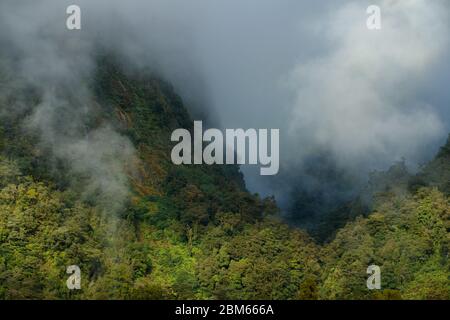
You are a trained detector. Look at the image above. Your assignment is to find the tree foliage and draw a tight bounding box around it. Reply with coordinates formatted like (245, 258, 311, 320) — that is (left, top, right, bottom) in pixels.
(0, 60, 448, 300)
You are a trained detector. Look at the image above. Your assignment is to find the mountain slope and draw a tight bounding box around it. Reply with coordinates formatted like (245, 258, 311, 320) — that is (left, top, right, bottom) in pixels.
(0, 58, 448, 299)
(0, 58, 318, 299)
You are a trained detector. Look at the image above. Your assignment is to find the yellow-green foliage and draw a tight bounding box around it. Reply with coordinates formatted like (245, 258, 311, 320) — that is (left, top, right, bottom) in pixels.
(0, 61, 448, 300)
(320, 188, 449, 300)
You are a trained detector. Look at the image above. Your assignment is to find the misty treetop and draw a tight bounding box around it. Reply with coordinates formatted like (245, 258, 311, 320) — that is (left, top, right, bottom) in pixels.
(0, 59, 448, 300)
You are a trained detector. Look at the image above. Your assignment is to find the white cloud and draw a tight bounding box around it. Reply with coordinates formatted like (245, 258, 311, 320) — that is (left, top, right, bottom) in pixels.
(287, 0, 449, 170)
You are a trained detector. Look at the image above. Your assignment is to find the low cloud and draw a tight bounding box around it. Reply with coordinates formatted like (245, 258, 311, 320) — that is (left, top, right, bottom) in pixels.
(0, 0, 448, 212)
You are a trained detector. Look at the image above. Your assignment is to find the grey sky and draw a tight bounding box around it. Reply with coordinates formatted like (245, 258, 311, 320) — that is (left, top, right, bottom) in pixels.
(0, 0, 448, 206)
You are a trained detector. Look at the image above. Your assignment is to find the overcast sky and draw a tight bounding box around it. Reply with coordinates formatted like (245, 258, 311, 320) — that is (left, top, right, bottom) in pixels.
(0, 0, 449, 206)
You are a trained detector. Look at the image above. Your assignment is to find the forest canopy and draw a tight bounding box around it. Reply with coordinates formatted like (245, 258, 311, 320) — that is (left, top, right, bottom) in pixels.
(0, 61, 448, 300)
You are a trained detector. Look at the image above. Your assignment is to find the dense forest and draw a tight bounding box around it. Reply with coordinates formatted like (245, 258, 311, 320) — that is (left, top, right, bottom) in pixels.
(0, 59, 448, 299)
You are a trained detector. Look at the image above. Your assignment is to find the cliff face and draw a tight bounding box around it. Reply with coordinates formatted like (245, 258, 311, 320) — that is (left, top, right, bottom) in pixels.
(0, 58, 448, 300)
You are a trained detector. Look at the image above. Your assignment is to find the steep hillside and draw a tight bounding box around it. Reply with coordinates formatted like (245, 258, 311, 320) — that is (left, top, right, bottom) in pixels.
(0, 59, 448, 299)
(414, 136, 450, 195)
(0, 59, 318, 299)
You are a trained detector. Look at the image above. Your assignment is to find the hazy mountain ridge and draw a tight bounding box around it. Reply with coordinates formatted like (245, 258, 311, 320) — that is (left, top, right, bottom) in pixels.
(0, 59, 448, 299)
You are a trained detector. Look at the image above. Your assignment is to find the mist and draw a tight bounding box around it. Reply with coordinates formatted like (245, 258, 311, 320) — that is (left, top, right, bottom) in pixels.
(0, 0, 449, 214)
